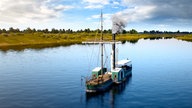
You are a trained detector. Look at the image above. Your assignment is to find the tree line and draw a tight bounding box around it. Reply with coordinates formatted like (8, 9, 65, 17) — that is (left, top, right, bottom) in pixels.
(143, 30, 192, 34)
(0, 27, 191, 34)
(0, 27, 108, 34)
(0, 27, 141, 34)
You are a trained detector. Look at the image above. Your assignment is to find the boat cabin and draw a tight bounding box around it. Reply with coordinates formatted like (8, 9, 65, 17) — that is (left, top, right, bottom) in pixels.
(111, 68, 124, 83)
(92, 67, 107, 79)
(112, 59, 132, 83)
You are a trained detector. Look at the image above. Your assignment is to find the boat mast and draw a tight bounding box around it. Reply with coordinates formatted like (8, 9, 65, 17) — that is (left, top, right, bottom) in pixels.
(100, 10, 104, 75)
(112, 34, 116, 70)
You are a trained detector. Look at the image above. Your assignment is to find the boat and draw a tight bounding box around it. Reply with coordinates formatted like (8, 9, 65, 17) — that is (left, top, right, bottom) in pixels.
(85, 11, 113, 93)
(85, 11, 132, 92)
(110, 33, 132, 84)
(112, 59, 132, 84)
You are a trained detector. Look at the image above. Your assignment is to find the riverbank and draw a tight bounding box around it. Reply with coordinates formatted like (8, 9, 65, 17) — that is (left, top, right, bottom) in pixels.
(0, 32, 191, 51)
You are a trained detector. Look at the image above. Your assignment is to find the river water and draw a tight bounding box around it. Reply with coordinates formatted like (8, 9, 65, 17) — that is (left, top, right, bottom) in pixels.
(0, 38, 192, 108)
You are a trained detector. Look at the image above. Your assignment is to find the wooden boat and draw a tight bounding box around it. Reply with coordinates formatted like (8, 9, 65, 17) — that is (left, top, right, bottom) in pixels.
(85, 11, 113, 93)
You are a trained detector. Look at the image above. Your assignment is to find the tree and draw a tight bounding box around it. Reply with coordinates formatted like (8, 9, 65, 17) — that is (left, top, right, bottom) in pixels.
(25, 27, 33, 33)
(84, 28, 90, 33)
(103, 30, 107, 33)
(62, 29, 66, 33)
(66, 29, 72, 33)
(51, 28, 59, 33)
(42, 28, 49, 33)
(59, 29, 62, 33)
(2, 29, 7, 33)
(144, 30, 149, 34)
(107, 29, 112, 33)
(129, 29, 138, 34)
(32, 28, 36, 33)
(150, 30, 156, 34)
(15, 28, 20, 33)
(122, 29, 127, 34)
(9, 27, 14, 33)
(8, 27, 20, 33)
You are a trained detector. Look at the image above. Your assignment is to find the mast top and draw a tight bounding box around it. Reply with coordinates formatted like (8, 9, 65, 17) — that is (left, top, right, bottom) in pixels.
(100, 10, 103, 41)
(100, 10, 104, 75)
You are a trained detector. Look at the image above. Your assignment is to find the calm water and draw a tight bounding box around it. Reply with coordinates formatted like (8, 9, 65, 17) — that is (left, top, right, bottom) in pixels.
(0, 39, 192, 108)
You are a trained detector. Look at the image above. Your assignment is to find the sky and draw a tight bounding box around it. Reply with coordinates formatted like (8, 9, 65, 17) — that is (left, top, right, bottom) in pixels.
(0, 0, 191, 32)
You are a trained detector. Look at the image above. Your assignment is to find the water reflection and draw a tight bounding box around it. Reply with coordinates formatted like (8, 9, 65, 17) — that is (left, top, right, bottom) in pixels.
(0, 38, 186, 52)
(120, 40, 126, 44)
(143, 37, 173, 40)
(85, 76, 132, 108)
(126, 40, 139, 44)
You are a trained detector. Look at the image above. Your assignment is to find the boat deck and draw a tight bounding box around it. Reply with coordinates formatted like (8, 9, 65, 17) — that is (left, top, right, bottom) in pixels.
(86, 74, 111, 85)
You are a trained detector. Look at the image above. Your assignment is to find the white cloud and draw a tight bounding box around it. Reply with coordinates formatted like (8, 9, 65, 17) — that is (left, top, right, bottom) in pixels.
(85, 5, 103, 9)
(83, 0, 109, 9)
(87, 13, 113, 29)
(121, 0, 192, 21)
(113, 1, 120, 5)
(0, 0, 73, 24)
(114, 5, 156, 23)
(54, 5, 74, 11)
(83, 0, 109, 5)
(117, 0, 192, 31)
(121, 0, 151, 6)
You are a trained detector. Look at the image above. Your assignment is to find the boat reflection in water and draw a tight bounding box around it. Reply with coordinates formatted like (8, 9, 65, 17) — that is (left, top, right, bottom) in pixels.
(85, 75, 132, 108)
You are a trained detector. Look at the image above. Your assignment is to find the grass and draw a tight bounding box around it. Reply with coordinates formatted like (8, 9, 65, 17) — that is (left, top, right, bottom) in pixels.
(175, 34, 192, 42)
(0, 32, 191, 51)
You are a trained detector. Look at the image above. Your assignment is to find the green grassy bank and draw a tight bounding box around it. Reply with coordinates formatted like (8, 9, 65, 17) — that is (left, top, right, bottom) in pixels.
(0, 32, 192, 51)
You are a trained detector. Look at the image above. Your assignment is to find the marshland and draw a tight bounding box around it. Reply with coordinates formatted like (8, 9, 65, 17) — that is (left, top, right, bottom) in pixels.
(0, 28, 192, 51)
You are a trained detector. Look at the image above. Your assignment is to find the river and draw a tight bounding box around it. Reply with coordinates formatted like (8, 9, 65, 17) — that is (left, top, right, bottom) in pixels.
(0, 38, 192, 108)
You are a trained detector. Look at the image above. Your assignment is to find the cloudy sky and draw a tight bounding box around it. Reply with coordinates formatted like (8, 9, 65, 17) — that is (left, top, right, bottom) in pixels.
(0, 0, 191, 32)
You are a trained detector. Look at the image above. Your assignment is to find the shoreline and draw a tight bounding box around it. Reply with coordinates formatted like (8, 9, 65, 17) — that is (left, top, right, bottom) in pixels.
(0, 33, 192, 51)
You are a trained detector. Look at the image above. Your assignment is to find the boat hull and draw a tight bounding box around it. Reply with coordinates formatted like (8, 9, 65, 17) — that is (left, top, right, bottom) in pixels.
(86, 78, 113, 93)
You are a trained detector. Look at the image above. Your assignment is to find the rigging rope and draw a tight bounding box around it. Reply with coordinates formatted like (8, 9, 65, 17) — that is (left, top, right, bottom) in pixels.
(86, 20, 101, 75)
